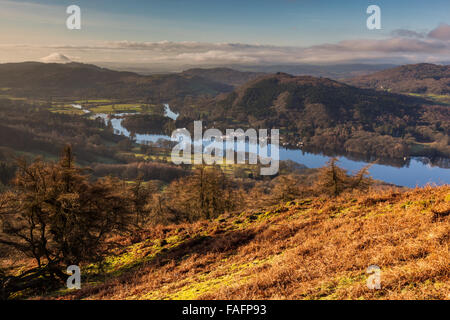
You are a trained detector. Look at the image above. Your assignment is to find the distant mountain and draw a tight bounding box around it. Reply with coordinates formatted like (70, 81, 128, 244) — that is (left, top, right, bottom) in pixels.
(181, 68, 264, 87)
(40, 53, 72, 64)
(0, 62, 233, 99)
(345, 63, 450, 95)
(95, 63, 397, 79)
(230, 64, 397, 80)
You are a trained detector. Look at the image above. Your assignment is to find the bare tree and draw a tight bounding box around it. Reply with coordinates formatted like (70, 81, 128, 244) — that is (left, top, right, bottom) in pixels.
(316, 158, 372, 197)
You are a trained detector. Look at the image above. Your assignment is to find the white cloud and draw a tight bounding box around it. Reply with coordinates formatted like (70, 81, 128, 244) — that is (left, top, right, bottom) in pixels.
(391, 29, 425, 39)
(312, 38, 449, 54)
(46, 35, 450, 65)
(428, 23, 450, 41)
(1, 25, 449, 69)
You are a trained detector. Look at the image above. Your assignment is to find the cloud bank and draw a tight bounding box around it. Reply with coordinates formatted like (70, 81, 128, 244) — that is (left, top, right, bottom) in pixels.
(2, 24, 449, 71)
(428, 23, 450, 41)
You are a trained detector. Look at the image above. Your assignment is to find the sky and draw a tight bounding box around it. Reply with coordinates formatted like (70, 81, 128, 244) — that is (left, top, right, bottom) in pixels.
(0, 0, 449, 70)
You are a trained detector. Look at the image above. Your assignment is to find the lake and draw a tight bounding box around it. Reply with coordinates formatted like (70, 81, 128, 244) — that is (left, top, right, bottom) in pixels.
(84, 105, 449, 188)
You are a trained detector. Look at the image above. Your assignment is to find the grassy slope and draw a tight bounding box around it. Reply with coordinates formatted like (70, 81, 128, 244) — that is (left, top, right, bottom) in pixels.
(49, 185, 449, 300)
(407, 93, 450, 106)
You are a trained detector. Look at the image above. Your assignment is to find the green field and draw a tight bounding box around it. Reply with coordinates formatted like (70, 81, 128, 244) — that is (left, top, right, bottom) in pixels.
(49, 104, 87, 115)
(89, 104, 143, 114)
(0, 95, 160, 115)
(74, 99, 116, 104)
(0, 94, 27, 101)
(128, 149, 258, 177)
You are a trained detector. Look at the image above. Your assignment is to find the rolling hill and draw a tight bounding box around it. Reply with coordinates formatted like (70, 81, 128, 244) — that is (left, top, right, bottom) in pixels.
(1, 62, 449, 160)
(209, 72, 423, 122)
(345, 63, 450, 95)
(38, 185, 450, 300)
(189, 72, 448, 159)
(232, 63, 397, 79)
(0, 62, 233, 100)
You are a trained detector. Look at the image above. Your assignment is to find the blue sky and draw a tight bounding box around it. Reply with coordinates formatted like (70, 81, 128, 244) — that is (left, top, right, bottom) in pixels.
(0, 0, 449, 68)
(3, 0, 449, 45)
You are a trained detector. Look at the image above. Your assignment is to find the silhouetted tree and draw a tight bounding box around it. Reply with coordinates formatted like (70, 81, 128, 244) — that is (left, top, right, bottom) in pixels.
(0, 146, 133, 267)
(130, 178, 159, 227)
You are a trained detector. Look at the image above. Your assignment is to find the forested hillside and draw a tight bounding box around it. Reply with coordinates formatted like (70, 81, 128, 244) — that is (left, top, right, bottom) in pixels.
(345, 63, 450, 95)
(187, 73, 449, 159)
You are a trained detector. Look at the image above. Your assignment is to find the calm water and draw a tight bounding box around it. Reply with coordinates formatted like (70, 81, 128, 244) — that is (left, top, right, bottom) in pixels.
(280, 149, 449, 188)
(86, 106, 449, 188)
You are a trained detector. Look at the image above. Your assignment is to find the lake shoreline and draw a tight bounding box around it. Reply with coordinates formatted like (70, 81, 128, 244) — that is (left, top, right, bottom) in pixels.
(70, 104, 449, 188)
